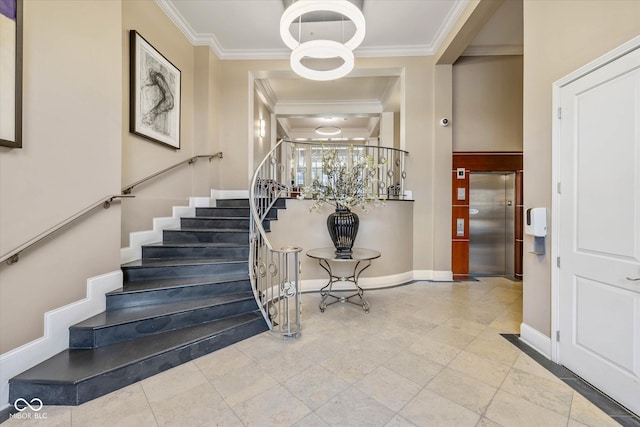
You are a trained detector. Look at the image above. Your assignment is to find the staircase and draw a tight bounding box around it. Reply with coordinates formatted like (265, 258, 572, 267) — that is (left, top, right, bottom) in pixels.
(9, 198, 285, 406)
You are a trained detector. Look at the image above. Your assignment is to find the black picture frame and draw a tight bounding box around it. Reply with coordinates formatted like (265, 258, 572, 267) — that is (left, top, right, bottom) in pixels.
(0, 0, 23, 148)
(129, 30, 181, 149)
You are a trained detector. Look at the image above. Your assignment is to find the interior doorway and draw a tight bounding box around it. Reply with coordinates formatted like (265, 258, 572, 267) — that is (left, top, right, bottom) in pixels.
(451, 152, 523, 279)
(469, 172, 516, 276)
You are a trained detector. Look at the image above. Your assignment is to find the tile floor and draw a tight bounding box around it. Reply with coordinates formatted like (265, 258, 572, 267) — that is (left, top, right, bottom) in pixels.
(2, 277, 631, 426)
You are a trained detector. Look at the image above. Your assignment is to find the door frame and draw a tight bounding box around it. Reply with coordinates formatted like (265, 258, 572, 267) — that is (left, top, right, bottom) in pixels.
(451, 152, 523, 280)
(551, 35, 640, 364)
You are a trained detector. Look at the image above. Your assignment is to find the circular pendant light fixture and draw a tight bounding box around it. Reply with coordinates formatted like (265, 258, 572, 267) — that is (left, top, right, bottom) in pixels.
(290, 40, 354, 81)
(315, 126, 342, 136)
(280, 0, 365, 81)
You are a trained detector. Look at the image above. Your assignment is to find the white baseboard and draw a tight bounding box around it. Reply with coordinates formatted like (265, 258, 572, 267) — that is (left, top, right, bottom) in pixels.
(189, 196, 212, 208)
(520, 322, 552, 359)
(210, 189, 249, 201)
(412, 270, 454, 281)
(300, 271, 414, 293)
(120, 205, 195, 264)
(0, 270, 122, 408)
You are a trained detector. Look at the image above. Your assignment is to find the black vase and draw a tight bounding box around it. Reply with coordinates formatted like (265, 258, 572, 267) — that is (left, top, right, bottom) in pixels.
(327, 207, 359, 256)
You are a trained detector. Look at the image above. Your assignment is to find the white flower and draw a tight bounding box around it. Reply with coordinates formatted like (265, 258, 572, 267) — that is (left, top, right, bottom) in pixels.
(298, 145, 385, 212)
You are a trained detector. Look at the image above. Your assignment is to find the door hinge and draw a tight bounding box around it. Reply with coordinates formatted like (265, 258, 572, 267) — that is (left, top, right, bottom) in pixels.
(556, 331, 560, 342)
(557, 257, 561, 268)
(557, 107, 562, 119)
(557, 182, 561, 194)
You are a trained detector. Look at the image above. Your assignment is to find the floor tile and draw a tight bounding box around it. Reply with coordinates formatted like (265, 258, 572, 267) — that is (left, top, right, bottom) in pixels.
(256, 347, 316, 383)
(291, 412, 331, 427)
(425, 324, 477, 349)
(7, 277, 634, 427)
(484, 390, 569, 427)
(426, 368, 497, 415)
(71, 383, 156, 427)
(3, 406, 71, 427)
(570, 392, 621, 427)
(141, 362, 208, 403)
(382, 350, 444, 386)
(406, 336, 461, 365)
(149, 382, 238, 427)
(284, 365, 350, 410)
(209, 362, 277, 407)
(384, 414, 417, 426)
(192, 345, 253, 381)
(232, 384, 311, 427)
(315, 387, 395, 427)
(448, 351, 511, 388)
(400, 388, 481, 426)
(355, 366, 422, 412)
(500, 367, 574, 416)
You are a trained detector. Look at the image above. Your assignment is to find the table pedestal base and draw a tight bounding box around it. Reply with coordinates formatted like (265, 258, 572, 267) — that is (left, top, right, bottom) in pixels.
(318, 258, 371, 314)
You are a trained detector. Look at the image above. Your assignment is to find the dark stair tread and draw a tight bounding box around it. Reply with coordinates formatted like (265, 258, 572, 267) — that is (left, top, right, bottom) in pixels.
(122, 258, 247, 268)
(165, 228, 249, 233)
(114, 273, 250, 294)
(11, 313, 265, 384)
(184, 216, 249, 220)
(144, 242, 249, 248)
(73, 292, 255, 329)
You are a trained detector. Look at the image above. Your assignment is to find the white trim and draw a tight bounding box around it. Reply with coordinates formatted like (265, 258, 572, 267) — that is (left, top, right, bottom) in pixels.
(0, 271, 122, 408)
(520, 322, 552, 359)
(432, 270, 454, 282)
(551, 35, 640, 363)
(406, 270, 454, 282)
(299, 269, 454, 293)
(120, 204, 195, 264)
(300, 271, 413, 293)
(210, 189, 250, 201)
(155, 0, 469, 60)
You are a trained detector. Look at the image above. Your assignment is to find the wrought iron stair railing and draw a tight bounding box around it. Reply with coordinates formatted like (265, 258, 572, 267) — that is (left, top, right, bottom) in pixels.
(249, 140, 302, 338)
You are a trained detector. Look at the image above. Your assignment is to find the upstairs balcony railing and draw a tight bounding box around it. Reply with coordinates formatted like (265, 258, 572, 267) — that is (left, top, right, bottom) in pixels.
(281, 140, 409, 200)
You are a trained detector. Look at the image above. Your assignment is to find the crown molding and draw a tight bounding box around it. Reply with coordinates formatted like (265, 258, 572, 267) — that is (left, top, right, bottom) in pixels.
(462, 44, 524, 57)
(157, 0, 472, 60)
(155, 0, 224, 58)
(430, 0, 470, 55)
(254, 79, 278, 111)
(275, 100, 382, 115)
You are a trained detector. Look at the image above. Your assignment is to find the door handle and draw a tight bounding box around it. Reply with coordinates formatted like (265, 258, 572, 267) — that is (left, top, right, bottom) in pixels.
(626, 276, 640, 281)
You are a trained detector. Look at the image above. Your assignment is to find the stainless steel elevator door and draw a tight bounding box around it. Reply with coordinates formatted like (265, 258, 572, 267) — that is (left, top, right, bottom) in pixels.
(469, 173, 515, 276)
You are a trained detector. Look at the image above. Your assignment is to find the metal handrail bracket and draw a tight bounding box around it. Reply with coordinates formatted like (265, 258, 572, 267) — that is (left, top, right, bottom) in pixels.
(122, 152, 222, 194)
(1, 195, 134, 265)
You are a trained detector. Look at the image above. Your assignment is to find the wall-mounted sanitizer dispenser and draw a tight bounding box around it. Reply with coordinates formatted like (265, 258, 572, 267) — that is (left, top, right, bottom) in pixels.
(525, 208, 547, 237)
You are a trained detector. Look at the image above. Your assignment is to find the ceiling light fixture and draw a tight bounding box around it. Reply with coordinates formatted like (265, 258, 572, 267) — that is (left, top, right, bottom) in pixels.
(315, 126, 342, 136)
(280, 0, 365, 81)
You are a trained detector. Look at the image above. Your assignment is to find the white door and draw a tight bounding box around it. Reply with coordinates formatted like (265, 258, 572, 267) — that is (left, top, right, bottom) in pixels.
(557, 45, 640, 415)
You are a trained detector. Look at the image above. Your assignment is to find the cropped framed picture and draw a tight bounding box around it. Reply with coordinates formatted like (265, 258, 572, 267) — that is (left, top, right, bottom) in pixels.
(0, 0, 23, 148)
(129, 30, 181, 149)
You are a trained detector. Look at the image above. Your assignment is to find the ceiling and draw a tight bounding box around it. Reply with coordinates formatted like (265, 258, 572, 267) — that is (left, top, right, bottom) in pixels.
(157, 0, 523, 140)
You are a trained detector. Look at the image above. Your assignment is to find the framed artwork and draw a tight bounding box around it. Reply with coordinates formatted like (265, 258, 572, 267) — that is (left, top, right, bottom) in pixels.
(0, 0, 23, 148)
(129, 30, 181, 149)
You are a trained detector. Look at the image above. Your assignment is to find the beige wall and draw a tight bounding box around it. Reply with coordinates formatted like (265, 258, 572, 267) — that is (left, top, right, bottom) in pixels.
(268, 200, 414, 282)
(253, 89, 272, 169)
(523, 0, 640, 336)
(0, 0, 122, 352)
(219, 55, 445, 273)
(453, 55, 523, 152)
(121, 1, 220, 245)
(218, 60, 288, 190)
